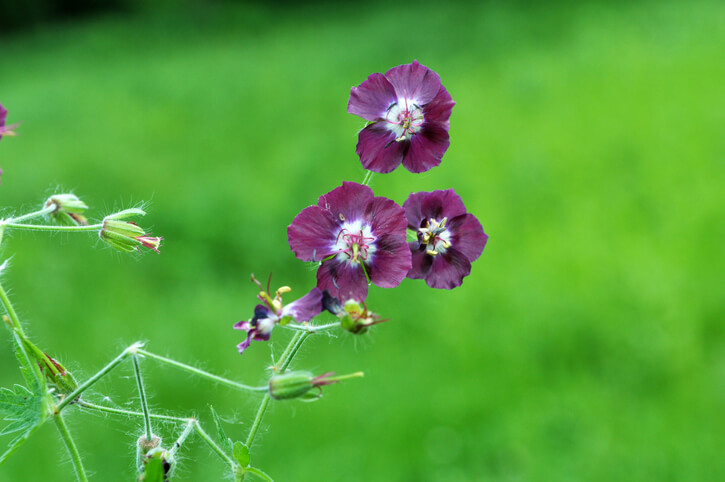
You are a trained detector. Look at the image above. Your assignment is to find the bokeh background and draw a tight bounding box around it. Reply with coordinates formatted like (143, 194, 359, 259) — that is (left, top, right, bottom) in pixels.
(1, 0, 724, 480)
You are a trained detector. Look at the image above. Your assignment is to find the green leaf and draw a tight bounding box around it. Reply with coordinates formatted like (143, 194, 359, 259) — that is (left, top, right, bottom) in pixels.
(209, 405, 233, 454)
(232, 441, 250, 468)
(13, 333, 45, 392)
(0, 424, 41, 465)
(140, 456, 165, 482)
(245, 466, 274, 481)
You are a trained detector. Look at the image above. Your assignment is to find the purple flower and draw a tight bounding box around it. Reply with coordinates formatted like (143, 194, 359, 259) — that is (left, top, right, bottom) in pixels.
(234, 281, 322, 355)
(404, 190, 487, 289)
(0, 103, 18, 140)
(347, 61, 455, 174)
(287, 182, 412, 301)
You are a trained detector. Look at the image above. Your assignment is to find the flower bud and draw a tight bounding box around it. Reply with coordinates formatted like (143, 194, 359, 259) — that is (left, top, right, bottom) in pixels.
(100, 209, 162, 253)
(339, 299, 387, 335)
(44, 194, 88, 226)
(138, 445, 176, 481)
(269, 371, 363, 401)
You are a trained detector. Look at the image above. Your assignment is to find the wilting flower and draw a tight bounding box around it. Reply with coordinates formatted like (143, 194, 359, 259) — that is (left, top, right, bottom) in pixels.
(322, 290, 388, 334)
(0, 103, 19, 140)
(287, 182, 411, 301)
(404, 189, 487, 289)
(233, 276, 322, 355)
(347, 60, 454, 174)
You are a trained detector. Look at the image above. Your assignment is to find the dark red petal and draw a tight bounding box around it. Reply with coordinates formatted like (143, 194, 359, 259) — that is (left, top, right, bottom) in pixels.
(356, 123, 407, 174)
(316, 258, 369, 302)
(288, 205, 338, 262)
(402, 123, 449, 173)
(423, 86, 455, 127)
(283, 288, 323, 322)
(317, 181, 374, 222)
(404, 190, 468, 227)
(447, 213, 487, 262)
(366, 196, 407, 239)
(367, 234, 412, 289)
(347, 73, 398, 122)
(407, 243, 433, 279)
(425, 247, 472, 289)
(385, 60, 442, 106)
(236, 333, 253, 355)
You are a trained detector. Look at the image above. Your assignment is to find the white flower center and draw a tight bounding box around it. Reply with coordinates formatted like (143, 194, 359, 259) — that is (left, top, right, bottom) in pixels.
(384, 98, 424, 142)
(418, 217, 451, 256)
(332, 220, 376, 265)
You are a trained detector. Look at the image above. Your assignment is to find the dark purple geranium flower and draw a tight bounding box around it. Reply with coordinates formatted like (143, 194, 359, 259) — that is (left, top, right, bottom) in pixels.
(404, 190, 487, 289)
(347, 60, 455, 174)
(287, 182, 411, 301)
(234, 282, 322, 355)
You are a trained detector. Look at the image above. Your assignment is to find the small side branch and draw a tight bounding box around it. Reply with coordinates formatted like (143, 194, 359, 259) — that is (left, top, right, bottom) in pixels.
(132, 354, 153, 440)
(136, 349, 268, 393)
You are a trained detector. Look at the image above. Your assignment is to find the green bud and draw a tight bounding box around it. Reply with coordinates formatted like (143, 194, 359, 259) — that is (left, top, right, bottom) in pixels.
(44, 194, 88, 226)
(339, 299, 387, 334)
(269, 371, 320, 401)
(99, 213, 162, 253)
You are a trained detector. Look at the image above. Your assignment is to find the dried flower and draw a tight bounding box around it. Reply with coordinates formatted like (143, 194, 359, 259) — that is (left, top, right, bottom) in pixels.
(348, 61, 454, 173)
(287, 182, 411, 301)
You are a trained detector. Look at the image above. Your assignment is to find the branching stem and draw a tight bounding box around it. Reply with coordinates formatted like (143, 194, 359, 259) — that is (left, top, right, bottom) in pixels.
(136, 349, 268, 392)
(78, 400, 191, 423)
(0, 222, 101, 232)
(132, 354, 153, 440)
(195, 421, 238, 469)
(282, 321, 341, 333)
(7, 205, 56, 223)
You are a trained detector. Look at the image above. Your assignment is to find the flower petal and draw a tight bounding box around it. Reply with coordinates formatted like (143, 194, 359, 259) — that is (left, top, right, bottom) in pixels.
(403, 189, 468, 228)
(367, 234, 412, 288)
(282, 287, 323, 322)
(448, 213, 487, 262)
(407, 243, 433, 279)
(366, 196, 407, 238)
(385, 60, 442, 106)
(317, 181, 374, 222)
(288, 205, 339, 262)
(423, 86, 455, 127)
(236, 334, 253, 355)
(402, 123, 449, 173)
(317, 259, 369, 301)
(424, 247, 472, 289)
(347, 73, 398, 121)
(356, 123, 408, 173)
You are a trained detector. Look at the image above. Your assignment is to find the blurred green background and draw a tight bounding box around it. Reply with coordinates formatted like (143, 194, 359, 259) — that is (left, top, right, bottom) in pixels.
(1, 0, 724, 480)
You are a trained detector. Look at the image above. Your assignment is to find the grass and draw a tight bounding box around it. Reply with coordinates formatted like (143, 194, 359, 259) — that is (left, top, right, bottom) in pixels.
(0, 0, 724, 480)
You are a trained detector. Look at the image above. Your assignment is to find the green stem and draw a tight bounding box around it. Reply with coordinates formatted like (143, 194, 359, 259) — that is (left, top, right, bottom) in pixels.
(8, 205, 56, 223)
(57, 342, 141, 411)
(279, 331, 310, 372)
(136, 349, 267, 392)
(245, 330, 311, 450)
(244, 394, 271, 448)
(169, 420, 196, 457)
(325, 371, 365, 383)
(195, 421, 237, 468)
(78, 400, 191, 423)
(0, 279, 26, 336)
(54, 413, 88, 482)
(0, 222, 101, 232)
(361, 169, 375, 186)
(132, 355, 153, 440)
(282, 321, 341, 333)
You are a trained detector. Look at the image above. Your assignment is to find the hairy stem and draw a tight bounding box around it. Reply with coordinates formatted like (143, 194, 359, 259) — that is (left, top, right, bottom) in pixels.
(8, 204, 56, 223)
(57, 342, 142, 411)
(195, 421, 237, 468)
(78, 400, 191, 423)
(54, 413, 88, 482)
(132, 354, 153, 440)
(136, 349, 268, 392)
(0, 279, 26, 337)
(282, 321, 341, 333)
(169, 420, 196, 458)
(244, 394, 271, 449)
(0, 222, 101, 232)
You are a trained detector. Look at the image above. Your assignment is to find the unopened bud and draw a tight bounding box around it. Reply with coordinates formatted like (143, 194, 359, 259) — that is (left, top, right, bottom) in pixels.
(340, 299, 388, 334)
(138, 446, 176, 481)
(44, 194, 88, 226)
(269, 370, 362, 401)
(100, 209, 162, 253)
